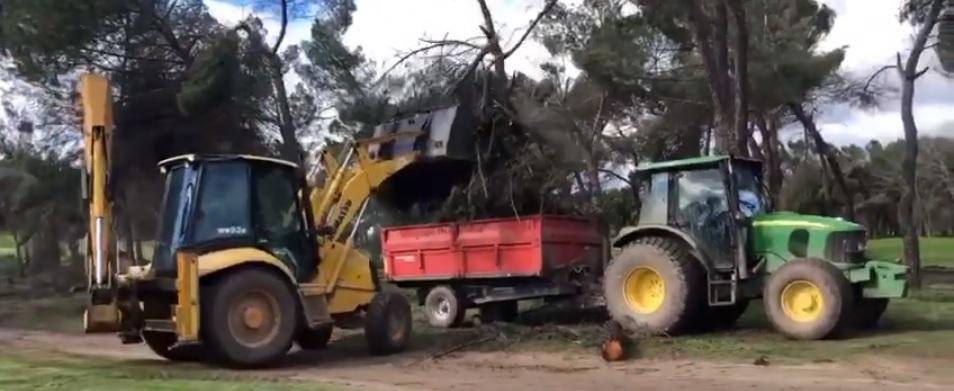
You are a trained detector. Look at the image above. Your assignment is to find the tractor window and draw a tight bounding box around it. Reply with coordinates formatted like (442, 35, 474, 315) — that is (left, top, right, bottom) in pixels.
(192, 161, 252, 243)
(734, 163, 764, 216)
(676, 168, 734, 268)
(639, 173, 669, 225)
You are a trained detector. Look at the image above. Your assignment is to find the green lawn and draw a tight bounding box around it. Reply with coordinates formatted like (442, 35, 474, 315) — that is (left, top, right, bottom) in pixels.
(0, 351, 352, 391)
(0, 232, 13, 256)
(868, 237, 954, 266)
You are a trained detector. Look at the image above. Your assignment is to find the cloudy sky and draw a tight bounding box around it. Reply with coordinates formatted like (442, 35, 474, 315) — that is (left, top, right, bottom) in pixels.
(205, 0, 953, 147)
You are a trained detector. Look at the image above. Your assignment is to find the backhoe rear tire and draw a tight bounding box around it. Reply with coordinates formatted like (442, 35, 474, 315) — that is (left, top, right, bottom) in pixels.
(202, 268, 297, 368)
(763, 258, 853, 340)
(603, 236, 706, 336)
(365, 291, 412, 355)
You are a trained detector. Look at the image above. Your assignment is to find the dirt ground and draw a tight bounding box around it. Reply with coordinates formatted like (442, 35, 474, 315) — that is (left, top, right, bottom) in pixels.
(1, 328, 953, 391)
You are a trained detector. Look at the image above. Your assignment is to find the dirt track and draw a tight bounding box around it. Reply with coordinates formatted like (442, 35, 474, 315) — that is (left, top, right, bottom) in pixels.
(2, 329, 953, 391)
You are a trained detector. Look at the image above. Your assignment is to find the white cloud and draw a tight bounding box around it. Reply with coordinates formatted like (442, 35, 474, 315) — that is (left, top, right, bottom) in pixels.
(204, 0, 954, 147)
(344, 0, 564, 79)
(816, 0, 954, 145)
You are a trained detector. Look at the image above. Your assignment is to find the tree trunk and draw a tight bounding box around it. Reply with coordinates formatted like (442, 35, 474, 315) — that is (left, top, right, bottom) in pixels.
(756, 114, 782, 210)
(726, 0, 750, 156)
(270, 56, 303, 165)
(789, 103, 855, 221)
(12, 231, 24, 278)
(27, 223, 61, 276)
(896, 0, 943, 289)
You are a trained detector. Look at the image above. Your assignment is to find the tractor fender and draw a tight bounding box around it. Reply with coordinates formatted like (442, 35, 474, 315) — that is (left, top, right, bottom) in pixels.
(612, 225, 713, 273)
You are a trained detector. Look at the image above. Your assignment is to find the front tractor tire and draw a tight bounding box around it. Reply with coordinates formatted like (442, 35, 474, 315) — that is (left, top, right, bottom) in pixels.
(763, 259, 853, 340)
(365, 291, 412, 355)
(202, 268, 298, 368)
(604, 237, 706, 336)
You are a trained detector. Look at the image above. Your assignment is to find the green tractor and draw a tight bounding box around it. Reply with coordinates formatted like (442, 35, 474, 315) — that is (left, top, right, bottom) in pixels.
(604, 156, 907, 340)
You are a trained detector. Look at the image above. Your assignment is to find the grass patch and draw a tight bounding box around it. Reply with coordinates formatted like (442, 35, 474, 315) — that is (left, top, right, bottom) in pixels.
(0, 351, 352, 391)
(868, 237, 954, 266)
(0, 295, 87, 333)
(0, 233, 13, 257)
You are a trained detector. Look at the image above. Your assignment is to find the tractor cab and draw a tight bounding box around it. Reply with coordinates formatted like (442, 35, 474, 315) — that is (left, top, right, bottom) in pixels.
(151, 154, 315, 282)
(634, 155, 764, 274)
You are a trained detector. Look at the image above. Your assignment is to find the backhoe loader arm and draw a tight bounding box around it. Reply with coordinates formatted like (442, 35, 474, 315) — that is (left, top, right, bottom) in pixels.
(76, 74, 122, 332)
(305, 132, 422, 311)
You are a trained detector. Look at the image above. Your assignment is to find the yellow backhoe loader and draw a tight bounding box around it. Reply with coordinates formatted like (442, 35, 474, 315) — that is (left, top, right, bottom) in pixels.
(76, 73, 473, 367)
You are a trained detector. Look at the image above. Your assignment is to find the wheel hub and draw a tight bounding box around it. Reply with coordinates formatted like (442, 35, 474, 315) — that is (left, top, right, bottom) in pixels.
(623, 266, 665, 314)
(243, 306, 265, 329)
(228, 291, 281, 348)
(780, 280, 824, 322)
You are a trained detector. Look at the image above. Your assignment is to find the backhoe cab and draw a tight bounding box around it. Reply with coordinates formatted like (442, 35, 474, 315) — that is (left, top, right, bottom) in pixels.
(605, 156, 907, 340)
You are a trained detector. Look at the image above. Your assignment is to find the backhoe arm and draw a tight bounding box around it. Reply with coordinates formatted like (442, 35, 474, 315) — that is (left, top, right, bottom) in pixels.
(76, 74, 122, 332)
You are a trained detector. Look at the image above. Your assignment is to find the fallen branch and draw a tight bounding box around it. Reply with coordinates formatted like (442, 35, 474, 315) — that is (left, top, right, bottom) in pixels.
(431, 334, 498, 360)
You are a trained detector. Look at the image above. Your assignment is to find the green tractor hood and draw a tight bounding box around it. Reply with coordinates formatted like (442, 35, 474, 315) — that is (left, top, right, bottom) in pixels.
(751, 211, 863, 232)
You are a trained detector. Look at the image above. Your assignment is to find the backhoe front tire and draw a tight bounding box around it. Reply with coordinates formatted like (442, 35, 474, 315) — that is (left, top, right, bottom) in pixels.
(603, 237, 706, 336)
(365, 292, 412, 355)
(202, 268, 297, 368)
(763, 258, 853, 340)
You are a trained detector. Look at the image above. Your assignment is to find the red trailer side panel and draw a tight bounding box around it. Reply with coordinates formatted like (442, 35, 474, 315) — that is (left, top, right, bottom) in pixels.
(382, 215, 601, 282)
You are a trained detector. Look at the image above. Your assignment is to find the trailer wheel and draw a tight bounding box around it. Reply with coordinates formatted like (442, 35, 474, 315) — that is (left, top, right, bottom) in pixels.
(763, 258, 853, 340)
(296, 324, 334, 350)
(202, 268, 297, 367)
(853, 298, 889, 330)
(365, 292, 412, 355)
(141, 301, 206, 362)
(603, 236, 705, 335)
(424, 286, 466, 328)
(478, 301, 519, 324)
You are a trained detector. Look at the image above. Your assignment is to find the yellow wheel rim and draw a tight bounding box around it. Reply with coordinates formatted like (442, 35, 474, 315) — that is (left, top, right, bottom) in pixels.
(623, 267, 665, 314)
(780, 280, 824, 322)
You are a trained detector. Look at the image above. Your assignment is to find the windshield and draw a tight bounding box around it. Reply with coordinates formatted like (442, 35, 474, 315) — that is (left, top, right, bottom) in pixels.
(152, 165, 193, 274)
(733, 162, 764, 217)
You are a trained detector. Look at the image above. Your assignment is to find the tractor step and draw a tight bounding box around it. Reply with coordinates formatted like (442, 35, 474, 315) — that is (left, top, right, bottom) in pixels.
(708, 276, 737, 306)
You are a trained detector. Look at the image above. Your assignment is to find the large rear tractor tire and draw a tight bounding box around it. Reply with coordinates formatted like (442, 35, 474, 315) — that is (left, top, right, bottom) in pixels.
(296, 324, 334, 350)
(141, 301, 206, 362)
(853, 298, 889, 330)
(424, 285, 466, 328)
(365, 292, 412, 355)
(202, 268, 298, 368)
(603, 237, 706, 336)
(763, 259, 853, 340)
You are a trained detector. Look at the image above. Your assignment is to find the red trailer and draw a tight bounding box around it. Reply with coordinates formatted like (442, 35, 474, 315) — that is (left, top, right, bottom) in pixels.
(381, 215, 602, 327)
